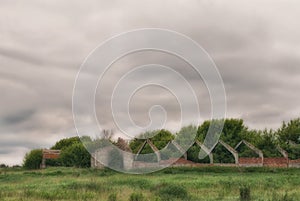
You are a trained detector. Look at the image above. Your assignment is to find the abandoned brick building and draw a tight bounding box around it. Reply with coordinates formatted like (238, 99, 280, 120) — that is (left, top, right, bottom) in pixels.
(91, 139, 300, 169)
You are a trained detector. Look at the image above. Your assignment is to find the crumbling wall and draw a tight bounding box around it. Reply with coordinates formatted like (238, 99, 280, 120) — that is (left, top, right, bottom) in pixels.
(263, 158, 289, 168)
(91, 139, 300, 169)
(289, 159, 300, 168)
(92, 146, 133, 170)
(239, 157, 263, 167)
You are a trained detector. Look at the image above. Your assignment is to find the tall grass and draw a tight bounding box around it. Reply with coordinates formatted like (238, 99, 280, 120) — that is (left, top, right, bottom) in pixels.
(0, 167, 300, 200)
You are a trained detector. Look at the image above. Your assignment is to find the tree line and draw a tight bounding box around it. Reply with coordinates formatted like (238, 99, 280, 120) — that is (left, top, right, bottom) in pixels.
(23, 118, 300, 169)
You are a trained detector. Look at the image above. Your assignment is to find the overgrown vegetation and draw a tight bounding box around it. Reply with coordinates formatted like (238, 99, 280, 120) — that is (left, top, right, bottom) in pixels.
(22, 118, 300, 169)
(0, 167, 300, 201)
(129, 192, 144, 201)
(240, 184, 251, 201)
(156, 183, 188, 201)
(23, 149, 43, 169)
(130, 118, 300, 163)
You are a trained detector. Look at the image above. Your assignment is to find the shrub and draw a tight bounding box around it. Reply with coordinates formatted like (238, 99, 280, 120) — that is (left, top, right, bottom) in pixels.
(51, 137, 81, 150)
(0, 164, 8, 168)
(59, 143, 91, 168)
(23, 149, 43, 169)
(129, 193, 144, 201)
(240, 184, 251, 201)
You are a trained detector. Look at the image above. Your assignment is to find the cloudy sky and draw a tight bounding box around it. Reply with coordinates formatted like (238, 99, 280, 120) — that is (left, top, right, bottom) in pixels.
(1, 0, 300, 165)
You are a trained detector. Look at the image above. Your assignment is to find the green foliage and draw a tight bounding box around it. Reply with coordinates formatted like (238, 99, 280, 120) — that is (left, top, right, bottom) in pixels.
(160, 143, 179, 160)
(239, 184, 251, 201)
(108, 193, 117, 201)
(130, 129, 174, 154)
(23, 149, 43, 169)
(278, 118, 300, 144)
(256, 129, 281, 157)
(236, 143, 259, 157)
(22, 117, 300, 169)
(48, 136, 92, 168)
(0, 164, 8, 168)
(284, 144, 300, 160)
(175, 125, 198, 149)
(129, 192, 144, 201)
(2, 167, 300, 200)
(187, 144, 210, 163)
(81, 136, 111, 153)
(270, 192, 296, 201)
(156, 183, 188, 201)
(130, 129, 174, 162)
(59, 143, 91, 168)
(197, 119, 247, 147)
(213, 143, 235, 163)
(190, 119, 248, 163)
(277, 118, 300, 159)
(51, 137, 81, 150)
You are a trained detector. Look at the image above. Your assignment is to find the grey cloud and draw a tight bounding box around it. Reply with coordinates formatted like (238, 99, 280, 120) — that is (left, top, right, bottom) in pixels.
(0, 47, 44, 65)
(2, 109, 35, 126)
(1, 0, 300, 165)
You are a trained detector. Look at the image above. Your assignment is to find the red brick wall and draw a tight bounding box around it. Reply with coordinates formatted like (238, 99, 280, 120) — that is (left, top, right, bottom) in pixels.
(289, 159, 300, 164)
(289, 159, 300, 168)
(133, 161, 159, 168)
(160, 158, 197, 166)
(263, 157, 288, 167)
(239, 157, 263, 164)
(130, 157, 300, 169)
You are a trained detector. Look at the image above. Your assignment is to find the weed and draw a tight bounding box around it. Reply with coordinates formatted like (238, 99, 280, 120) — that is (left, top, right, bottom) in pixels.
(108, 193, 117, 201)
(240, 184, 251, 201)
(129, 192, 144, 201)
(156, 183, 188, 201)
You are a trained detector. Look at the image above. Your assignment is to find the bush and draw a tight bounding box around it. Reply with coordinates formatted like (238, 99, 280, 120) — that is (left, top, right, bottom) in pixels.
(0, 164, 8, 168)
(23, 149, 43, 169)
(59, 143, 91, 168)
(51, 137, 81, 150)
(240, 184, 251, 201)
(129, 193, 144, 201)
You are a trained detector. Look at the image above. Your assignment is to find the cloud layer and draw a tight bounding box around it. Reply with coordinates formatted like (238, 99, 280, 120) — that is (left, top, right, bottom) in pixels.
(1, 0, 300, 165)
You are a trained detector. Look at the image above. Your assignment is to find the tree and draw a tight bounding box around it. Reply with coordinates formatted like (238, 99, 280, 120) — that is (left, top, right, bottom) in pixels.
(175, 125, 198, 150)
(256, 129, 281, 157)
(277, 118, 300, 159)
(129, 129, 174, 162)
(59, 142, 91, 168)
(51, 137, 81, 150)
(190, 119, 248, 163)
(23, 149, 43, 169)
(0, 164, 8, 168)
(49, 136, 92, 167)
(197, 119, 248, 147)
(277, 118, 300, 144)
(81, 135, 111, 153)
(130, 129, 174, 154)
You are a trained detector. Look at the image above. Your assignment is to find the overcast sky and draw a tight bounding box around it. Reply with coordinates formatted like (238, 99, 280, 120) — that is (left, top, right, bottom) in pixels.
(1, 0, 300, 165)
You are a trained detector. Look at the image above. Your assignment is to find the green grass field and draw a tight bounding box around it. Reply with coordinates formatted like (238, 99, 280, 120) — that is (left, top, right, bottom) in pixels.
(0, 167, 300, 201)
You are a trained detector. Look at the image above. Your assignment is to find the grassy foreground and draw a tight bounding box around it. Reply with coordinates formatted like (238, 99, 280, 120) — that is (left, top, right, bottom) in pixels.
(0, 166, 300, 201)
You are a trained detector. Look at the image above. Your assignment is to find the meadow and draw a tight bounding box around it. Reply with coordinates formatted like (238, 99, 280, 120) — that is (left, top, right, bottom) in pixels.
(0, 166, 300, 201)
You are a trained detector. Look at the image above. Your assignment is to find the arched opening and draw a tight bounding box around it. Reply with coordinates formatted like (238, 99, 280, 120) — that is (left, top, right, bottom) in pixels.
(212, 143, 236, 164)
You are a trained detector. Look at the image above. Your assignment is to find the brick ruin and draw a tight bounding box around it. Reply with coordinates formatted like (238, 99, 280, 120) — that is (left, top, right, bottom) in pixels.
(91, 139, 300, 169)
(41, 149, 60, 169)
